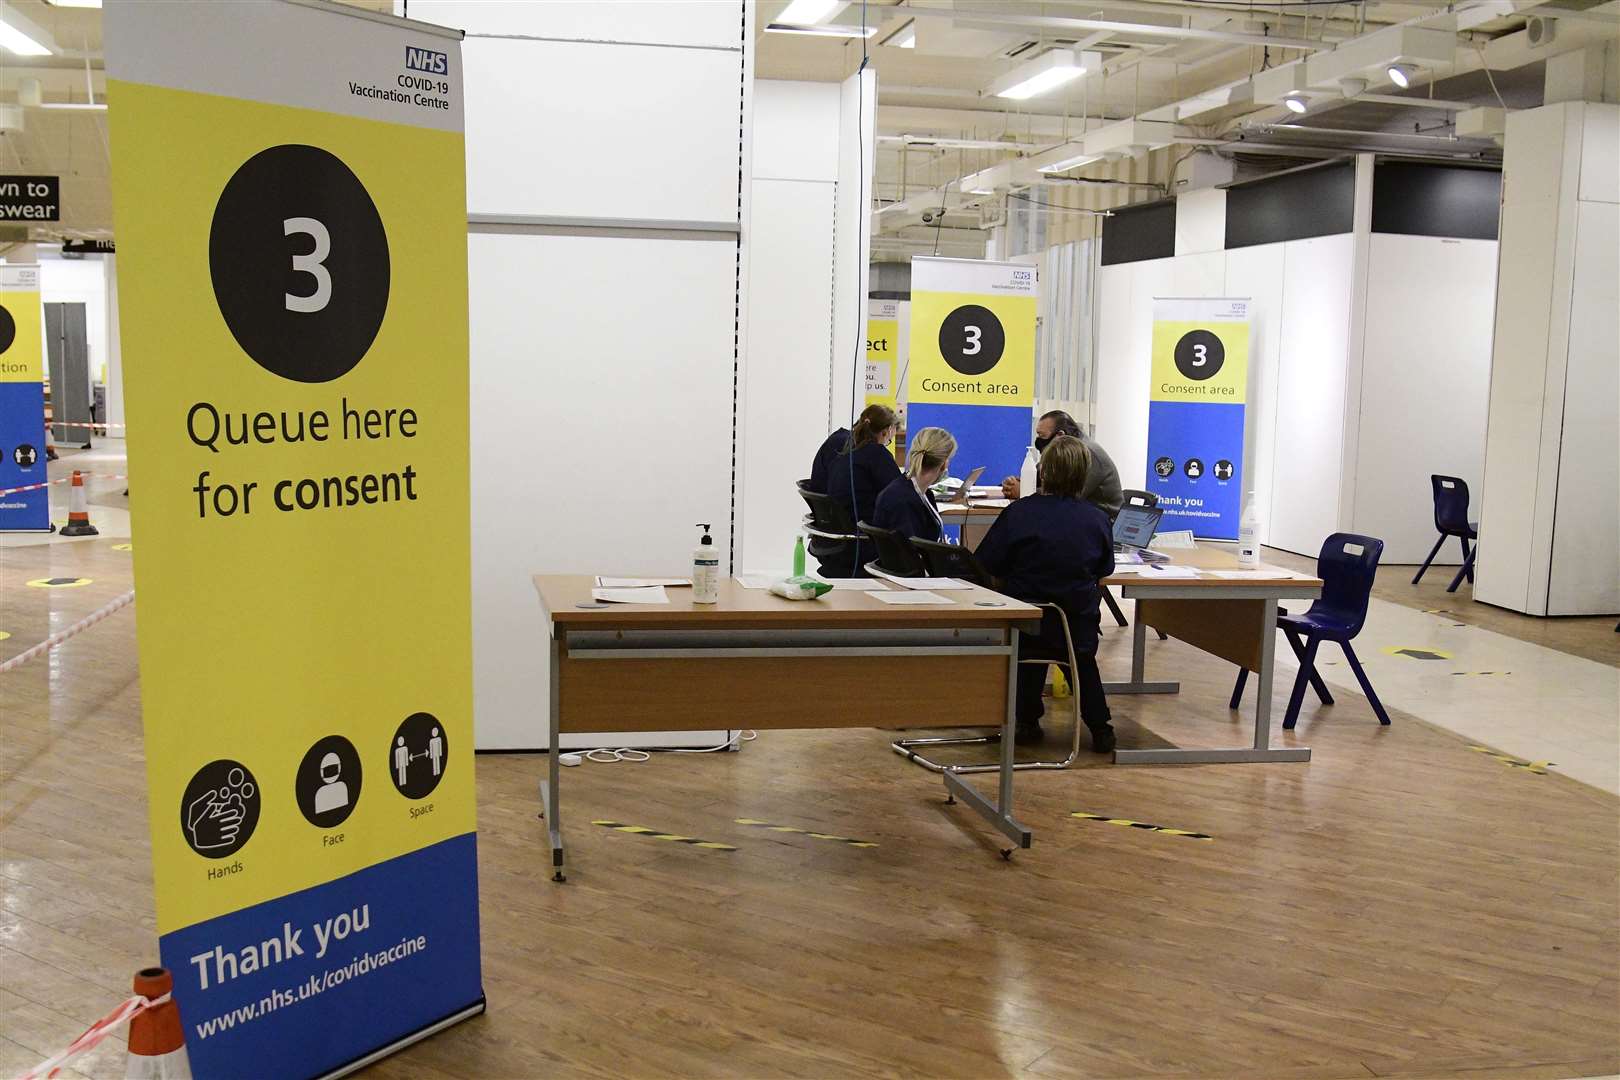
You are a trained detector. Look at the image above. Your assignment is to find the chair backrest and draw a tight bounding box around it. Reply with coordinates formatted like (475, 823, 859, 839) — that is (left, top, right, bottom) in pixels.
(1430, 475, 1471, 534)
(795, 479, 819, 516)
(1310, 532, 1384, 636)
(858, 522, 927, 576)
(910, 538, 994, 587)
(1121, 488, 1158, 509)
(802, 489, 858, 538)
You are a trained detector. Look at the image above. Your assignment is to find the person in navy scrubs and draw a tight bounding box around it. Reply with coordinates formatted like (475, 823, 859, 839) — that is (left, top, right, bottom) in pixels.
(873, 427, 956, 543)
(975, 435, 1117, 751)
(827, 404, 901, 529)
(808, 427, 851, 492)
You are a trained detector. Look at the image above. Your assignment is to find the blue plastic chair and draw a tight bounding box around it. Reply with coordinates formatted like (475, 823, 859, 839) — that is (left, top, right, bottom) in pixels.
(1230, 533, 1391, 730)
(1412, 475, 1478, 593)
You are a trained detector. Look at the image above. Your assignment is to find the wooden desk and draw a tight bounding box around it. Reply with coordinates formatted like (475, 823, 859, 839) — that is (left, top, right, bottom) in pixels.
(1103, 546, 1323, 764)
(532, 576, 1045, 879)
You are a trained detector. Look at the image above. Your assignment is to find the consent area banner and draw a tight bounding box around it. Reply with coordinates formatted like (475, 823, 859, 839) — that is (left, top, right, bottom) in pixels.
(1145, 298, 1250, 539)
(865, 299, 898, 412)
(907, 257, 1035, 482)
(0, 265, 50, 532)
(105, 3, 481, 1075)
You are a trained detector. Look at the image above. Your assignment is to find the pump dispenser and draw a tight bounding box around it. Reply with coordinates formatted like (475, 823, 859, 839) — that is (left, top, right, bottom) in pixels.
(1019, 445, 1039, 498)
(1238, 493, 1261, 565)
(692, 523, 720, 603)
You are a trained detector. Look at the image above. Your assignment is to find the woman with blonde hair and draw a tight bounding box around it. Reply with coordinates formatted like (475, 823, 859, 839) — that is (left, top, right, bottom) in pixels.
(872, 427, 957, 542)
(976, 435, 1117, 751)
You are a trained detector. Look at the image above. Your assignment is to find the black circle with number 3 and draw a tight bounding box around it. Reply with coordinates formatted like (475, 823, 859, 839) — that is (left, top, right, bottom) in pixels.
(938, 304, 1005, 377)
(1173, 329, 1225, 381)
(209, 144, 390, 384)
(0, 304, 15, 355)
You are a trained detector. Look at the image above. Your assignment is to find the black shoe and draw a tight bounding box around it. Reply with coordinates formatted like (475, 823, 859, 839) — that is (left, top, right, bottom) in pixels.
(1089, 725, 1116, 754)
(1014, 722, 1044, 745)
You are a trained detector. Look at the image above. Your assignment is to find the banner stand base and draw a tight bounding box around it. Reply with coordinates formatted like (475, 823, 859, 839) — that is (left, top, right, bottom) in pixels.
(321, 998, 486, 1080)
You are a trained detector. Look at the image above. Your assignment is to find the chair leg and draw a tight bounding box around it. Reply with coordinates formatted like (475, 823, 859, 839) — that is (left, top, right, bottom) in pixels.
(1341, 642, 1391, 726)
(1411, 534, 1446, 584)
(1229, 668, 1248, 709)
(1281, 636, 1323, 730)
(1282, 626, 1334, 705)
(1102, 587, 1127, 627)
(1446, 543, 1476, 594)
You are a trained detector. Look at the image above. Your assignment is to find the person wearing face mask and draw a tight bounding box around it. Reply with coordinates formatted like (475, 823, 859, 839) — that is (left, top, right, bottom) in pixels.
(822, 405, 902, 576)
(873, 427, 956, 542)
(1000, 410, 1123, 519)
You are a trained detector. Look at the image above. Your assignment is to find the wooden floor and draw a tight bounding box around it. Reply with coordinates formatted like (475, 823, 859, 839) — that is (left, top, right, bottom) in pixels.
(2, 536, 1618, 1079)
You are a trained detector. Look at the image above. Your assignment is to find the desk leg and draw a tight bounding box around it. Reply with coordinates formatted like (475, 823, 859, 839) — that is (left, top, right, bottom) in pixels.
(540, 633, 566, 882)
(1102, 605, 1179, 695)
(943, 627, 1033, 854)
(1114, 599, 1311, 765)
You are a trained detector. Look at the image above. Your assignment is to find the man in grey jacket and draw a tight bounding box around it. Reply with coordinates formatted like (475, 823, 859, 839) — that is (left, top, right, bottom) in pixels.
(1001, 410, 1124, 518)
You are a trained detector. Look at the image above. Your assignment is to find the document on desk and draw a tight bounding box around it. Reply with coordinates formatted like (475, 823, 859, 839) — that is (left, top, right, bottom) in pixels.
(1142, 565, 1199, 579)
(814, 577, 891, 591)
(871, 589, 954, 605)
(969, 498, 1012, 508)
(590, 586, 671, 604)
(867, 567, 973, 590)
(595, 577, 690, 588)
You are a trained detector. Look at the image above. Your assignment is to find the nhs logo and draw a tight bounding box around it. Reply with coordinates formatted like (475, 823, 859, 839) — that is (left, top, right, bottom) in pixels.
(405, 46, 448, 74)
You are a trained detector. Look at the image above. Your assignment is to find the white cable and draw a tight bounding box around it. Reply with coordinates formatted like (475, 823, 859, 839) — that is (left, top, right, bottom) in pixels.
(577, 730, 757, 764)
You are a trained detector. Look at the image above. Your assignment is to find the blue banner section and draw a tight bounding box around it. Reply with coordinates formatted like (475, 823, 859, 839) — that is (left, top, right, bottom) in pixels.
(159, 833, 483, 1079)
(0, 382, 50, 531)
(909, 402, 1030, 489)
(1144, 400, 1245, 539)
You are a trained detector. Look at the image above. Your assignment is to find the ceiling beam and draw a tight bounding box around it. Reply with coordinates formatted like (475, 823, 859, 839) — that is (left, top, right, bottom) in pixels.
(888, 4, 1334, 52)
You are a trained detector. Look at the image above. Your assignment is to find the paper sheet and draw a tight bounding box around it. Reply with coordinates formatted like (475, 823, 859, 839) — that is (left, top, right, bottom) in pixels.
(867, 567, 974, 590)
(590, 586, 670, 604)
(812, 577, 891, 591)
(968, 498, 1011, 508)
(1142, 565, 1199, 579)
(734, 574, 775, 590)
(1206, 569, 1264, 579)
(871, 590, 954, 605)
(1109, 565, 1153, 576)
(1150, 530, 1197, 549)
(595, 577, 690, 588)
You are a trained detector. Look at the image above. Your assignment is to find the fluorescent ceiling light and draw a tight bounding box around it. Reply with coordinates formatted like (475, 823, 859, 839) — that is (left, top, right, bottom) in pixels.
(764, 21, 876, 38)
(986, 49, 1095, 102)
(1387, 63, 1415, 88)
(777, 0, 846, 23)
(1283, 91, 1309, 114)
(43, 0, 101, 6)
(0, 8, 53, 56)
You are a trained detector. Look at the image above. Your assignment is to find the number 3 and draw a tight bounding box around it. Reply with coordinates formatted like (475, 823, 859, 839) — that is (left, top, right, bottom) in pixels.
(284, 217, 332, 313)
(1192, 343, 1207, 366)
(963, 325, 982, 356)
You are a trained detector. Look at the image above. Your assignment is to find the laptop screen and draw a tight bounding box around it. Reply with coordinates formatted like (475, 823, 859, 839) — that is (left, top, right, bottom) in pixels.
(1113, 505, 1162, 548)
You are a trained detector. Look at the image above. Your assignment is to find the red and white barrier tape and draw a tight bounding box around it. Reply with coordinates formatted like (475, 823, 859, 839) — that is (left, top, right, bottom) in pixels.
(47, 420, 127, 429)
(0, 590, 135, 674)
(16, 992, 169, 1080)
(0, 473, 128, 499)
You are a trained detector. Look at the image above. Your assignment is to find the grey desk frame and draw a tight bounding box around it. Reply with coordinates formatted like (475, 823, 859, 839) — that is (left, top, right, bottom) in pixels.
(1104, 581, 1323, 765)
(539, 620, 1039, 881)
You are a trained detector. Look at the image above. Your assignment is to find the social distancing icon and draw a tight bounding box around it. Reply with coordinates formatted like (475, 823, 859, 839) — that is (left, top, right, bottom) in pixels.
(389, 711, 447, 800)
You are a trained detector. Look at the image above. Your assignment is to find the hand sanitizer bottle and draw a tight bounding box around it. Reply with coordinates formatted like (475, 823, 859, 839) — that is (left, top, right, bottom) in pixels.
(1019, 445, 1039, 499)
(693, 523, 720, 603)
(1238, 493, 1261, 565)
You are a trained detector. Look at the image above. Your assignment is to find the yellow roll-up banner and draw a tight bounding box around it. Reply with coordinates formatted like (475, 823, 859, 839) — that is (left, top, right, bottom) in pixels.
(865, 299, 899, 411)
(105, 2, 482, 1074)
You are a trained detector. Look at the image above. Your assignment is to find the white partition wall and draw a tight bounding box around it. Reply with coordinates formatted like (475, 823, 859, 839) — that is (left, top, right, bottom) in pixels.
(410, 0, 751, 748)
(1479, 102, 1620, 616)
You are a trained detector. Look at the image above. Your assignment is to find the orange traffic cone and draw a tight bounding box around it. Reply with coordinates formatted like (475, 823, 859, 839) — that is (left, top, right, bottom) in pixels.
(126, 968, 191, 1080)
(60, 470, 99, 536)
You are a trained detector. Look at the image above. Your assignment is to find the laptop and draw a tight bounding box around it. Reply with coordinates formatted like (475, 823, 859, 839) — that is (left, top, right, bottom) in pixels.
(1113, 505, 1169, 561)
(943, 466, 986, 504)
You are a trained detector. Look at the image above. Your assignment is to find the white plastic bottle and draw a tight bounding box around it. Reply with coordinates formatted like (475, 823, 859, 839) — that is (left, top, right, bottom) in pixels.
(692, 523, 720, 603)
(1238, 493, 1261, 565)
(1019, 445, 1039, 499)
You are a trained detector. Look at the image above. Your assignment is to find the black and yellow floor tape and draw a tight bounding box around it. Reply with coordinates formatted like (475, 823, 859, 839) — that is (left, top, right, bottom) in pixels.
(1467, 745, 1552, 774)
(734, 819, 878, 848)
(1070, 812, 1213, 841)
(1452, 671, 1510, 677)
(591, 820, 737, 850)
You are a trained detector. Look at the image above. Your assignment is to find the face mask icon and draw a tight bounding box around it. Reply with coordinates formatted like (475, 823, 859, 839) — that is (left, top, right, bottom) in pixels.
(314, 752, 349, 814)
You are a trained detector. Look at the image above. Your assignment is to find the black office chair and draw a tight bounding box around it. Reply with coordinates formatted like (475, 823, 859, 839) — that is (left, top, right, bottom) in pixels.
(795, 478, 819, 516)
(800, 489, 862, 578)
(899, 539, 1097, 772)
(857, 521, 927, 577)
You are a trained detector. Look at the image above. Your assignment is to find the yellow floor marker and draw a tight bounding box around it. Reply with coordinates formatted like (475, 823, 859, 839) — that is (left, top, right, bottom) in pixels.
(1382, 645, 1453, 661)
(112, 543, 133, 551)
(26, 577, 93, 589)
(1467, 745, 1552, 775)
(1070, 811, 1213, 841)
(591, 820, 736, 850)
(734, 818, 878, 848)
